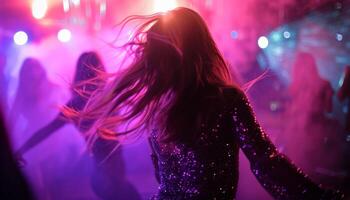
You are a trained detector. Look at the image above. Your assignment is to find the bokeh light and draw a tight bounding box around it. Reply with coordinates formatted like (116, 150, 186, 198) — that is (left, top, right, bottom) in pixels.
(63, 0, 69, 12)
(258, 36, 269, 49)
(271, 32, 282, 42)
(336, 33, 343, 41)
(32, 0, 48, 19)
(13, 31, 28, 45)
(57, 29, 72, 43)
(71, 0, 80, 6)
(283, 31, 291, 39)
(153, 0, 178, 12)
(230, 31, 239, 39)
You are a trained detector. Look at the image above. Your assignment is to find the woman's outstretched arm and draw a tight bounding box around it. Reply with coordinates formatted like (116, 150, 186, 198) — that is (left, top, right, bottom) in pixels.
(16, 114, 66, 155)
(229, 90, 343, 200)
(16, 97, 83, 155)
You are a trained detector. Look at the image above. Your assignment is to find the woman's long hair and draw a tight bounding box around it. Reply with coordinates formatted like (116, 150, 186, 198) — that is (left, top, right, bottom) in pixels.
(72, 52, 106, 99)
(62, 52, 107, 131)
(17, 58, 48, 106)
(82, 7, 236, 145)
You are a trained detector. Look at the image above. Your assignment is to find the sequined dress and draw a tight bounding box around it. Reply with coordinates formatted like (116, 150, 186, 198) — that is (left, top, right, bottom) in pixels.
(149, 88, 343, 200)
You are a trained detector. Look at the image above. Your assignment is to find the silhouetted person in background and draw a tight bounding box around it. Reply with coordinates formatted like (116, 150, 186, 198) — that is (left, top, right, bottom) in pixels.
(288, 52, 342, 184)
(289, 52, 333, 120)
(8, 57, 67, 199)
(9, 58, 62, 136)
(16, 52, 140, 200)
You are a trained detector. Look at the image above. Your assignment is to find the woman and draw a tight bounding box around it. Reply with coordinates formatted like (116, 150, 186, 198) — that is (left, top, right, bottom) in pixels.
(287, 52, 340, 182)
(81, 8, 343, 199)
(9, 58, 61, 135)
(16, 52, 104, 157)
(17, 52, 140, 200)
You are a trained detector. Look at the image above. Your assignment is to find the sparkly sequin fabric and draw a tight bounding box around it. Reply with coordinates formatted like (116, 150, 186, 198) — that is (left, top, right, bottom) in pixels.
(149, 88, 343, 200)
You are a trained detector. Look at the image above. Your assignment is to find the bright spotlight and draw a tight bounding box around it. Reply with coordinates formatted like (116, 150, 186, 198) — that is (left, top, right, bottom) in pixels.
(32, 0, 48, 19)
(63, 0, 70, 12)
(153, 0, 178, 12)
(13, 31, 28, 45)
(71, 0, 80, 6)
(57, 29, 72, 43)
(258, 36, 269, 49)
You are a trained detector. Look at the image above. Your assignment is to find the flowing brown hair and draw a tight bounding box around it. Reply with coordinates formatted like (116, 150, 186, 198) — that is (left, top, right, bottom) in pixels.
(81, 7, 237, 145)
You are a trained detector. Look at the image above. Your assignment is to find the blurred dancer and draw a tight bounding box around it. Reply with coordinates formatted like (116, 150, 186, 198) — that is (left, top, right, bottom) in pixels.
(17, 52, 140, 200)
(288, 52, 342, 183)
(9, 58, 66, 199)
(289, 52, 333, 118)
(79, 8, 343, 199)
(9, 58, 62, 135)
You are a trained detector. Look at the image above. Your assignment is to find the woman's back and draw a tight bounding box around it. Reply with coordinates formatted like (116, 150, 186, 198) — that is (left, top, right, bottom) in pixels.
(150, 87, 240, 199)
(150, 87, 342, 199)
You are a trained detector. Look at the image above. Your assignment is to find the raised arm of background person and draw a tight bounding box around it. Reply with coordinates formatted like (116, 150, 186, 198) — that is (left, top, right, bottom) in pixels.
(16, 114, 67, 155)
(16, 96, 85, 155)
